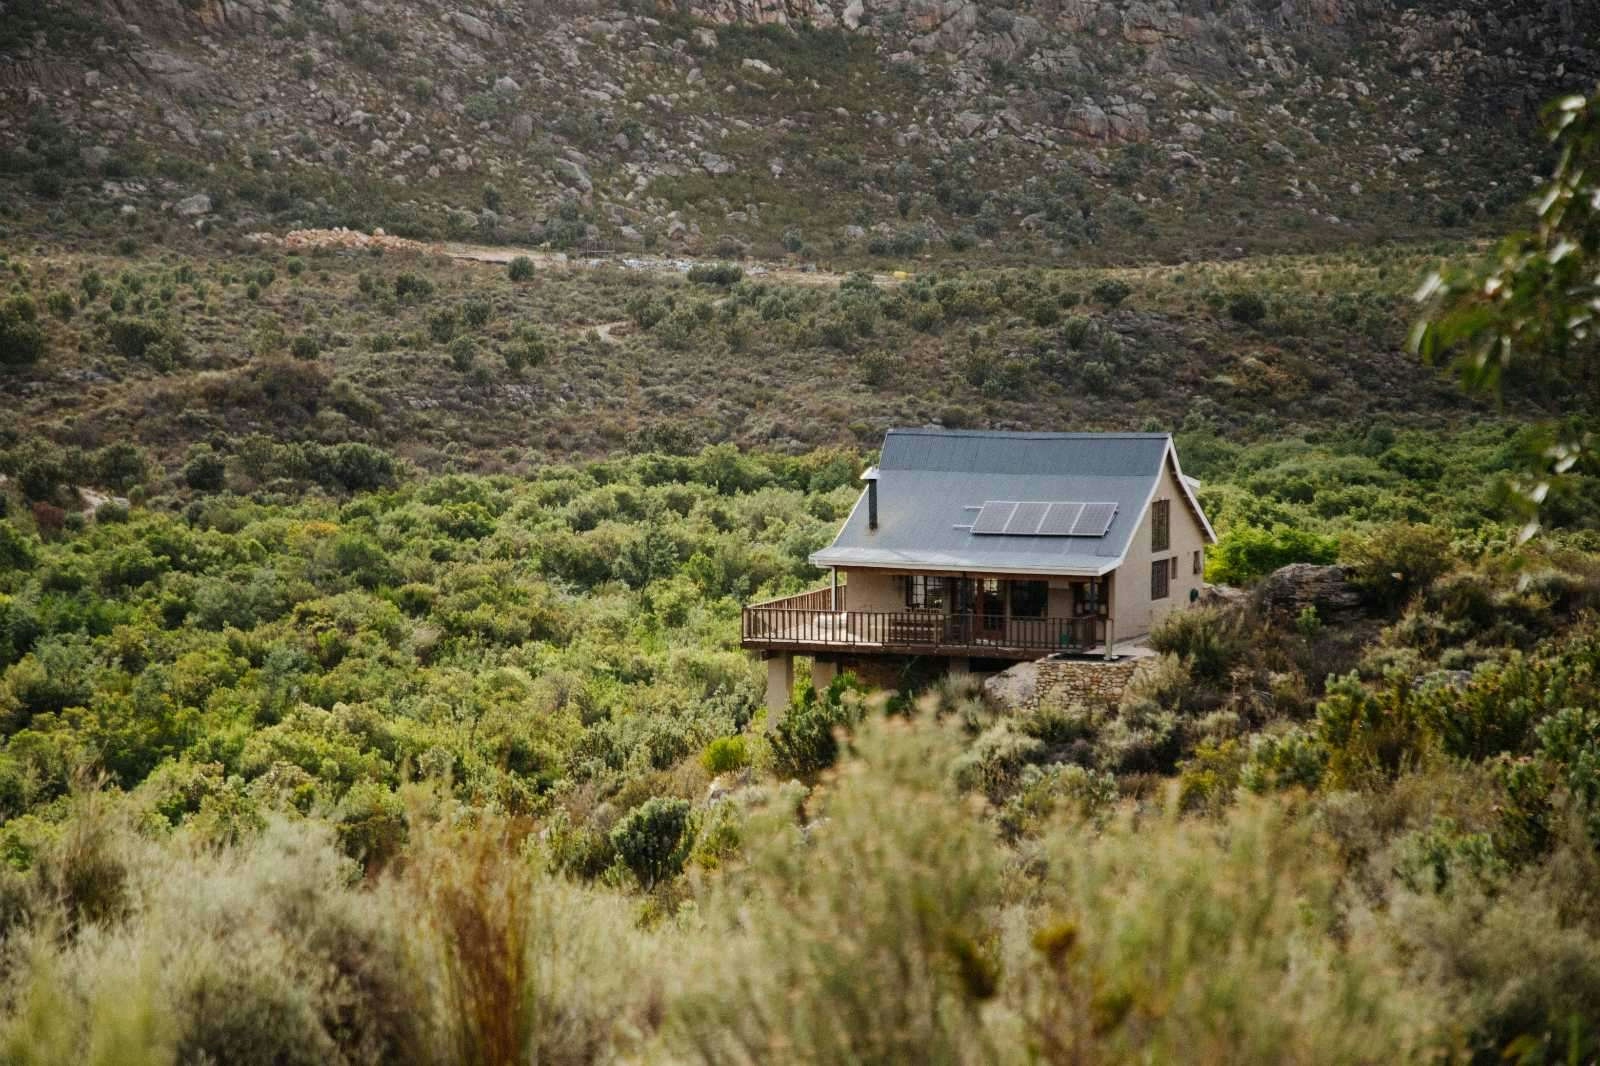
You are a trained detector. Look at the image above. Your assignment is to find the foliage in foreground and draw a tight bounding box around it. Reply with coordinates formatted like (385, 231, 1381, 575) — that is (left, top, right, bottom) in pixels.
(3, 715, 1600, 1064)
(0, 434, 1595, 1061)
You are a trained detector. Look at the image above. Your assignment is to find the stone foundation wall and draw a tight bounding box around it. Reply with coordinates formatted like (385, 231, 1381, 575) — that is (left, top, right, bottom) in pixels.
(1035, 657, 1143, 710)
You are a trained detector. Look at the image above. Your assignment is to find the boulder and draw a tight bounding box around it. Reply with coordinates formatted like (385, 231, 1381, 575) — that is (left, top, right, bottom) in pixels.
(555, 158, 592, 192)
(699, 151, 736, 175)
(1256, 564, 1362, 622)
(173, 193, 212, 216)
(448, 11, 499, 45)
(981, 659, 1038, 711)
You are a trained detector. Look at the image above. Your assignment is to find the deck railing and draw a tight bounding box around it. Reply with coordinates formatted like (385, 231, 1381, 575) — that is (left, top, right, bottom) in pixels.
(747, 586, 844, 612)
(741, 605, 1107, 657)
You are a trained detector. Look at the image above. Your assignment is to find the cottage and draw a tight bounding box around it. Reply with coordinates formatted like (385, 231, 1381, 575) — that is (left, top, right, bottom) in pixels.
(742, 428, 1216, 711)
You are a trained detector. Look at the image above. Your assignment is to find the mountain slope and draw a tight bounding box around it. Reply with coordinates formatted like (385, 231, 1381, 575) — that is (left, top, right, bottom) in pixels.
(1, 0, 1595, 263)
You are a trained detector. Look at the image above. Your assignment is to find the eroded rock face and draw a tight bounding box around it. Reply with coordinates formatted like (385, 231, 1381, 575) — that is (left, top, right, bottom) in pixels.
(1256, 564, 1363, 622)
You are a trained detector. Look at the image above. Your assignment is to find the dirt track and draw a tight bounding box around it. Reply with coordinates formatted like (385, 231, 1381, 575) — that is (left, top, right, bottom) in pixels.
(249, 229, 900, 288)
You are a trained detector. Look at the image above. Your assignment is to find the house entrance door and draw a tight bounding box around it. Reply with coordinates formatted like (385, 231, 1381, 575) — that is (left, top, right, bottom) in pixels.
(975, 578, 1005, 641)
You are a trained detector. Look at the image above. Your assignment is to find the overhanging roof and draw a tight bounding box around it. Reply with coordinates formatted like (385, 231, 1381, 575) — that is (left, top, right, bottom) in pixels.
(809, 428, 1215, 576)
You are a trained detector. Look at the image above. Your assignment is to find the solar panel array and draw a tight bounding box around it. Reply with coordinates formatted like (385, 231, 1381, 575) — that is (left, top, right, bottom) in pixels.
(970, 500, 1016, 534)
(969, 500, 1118, 538)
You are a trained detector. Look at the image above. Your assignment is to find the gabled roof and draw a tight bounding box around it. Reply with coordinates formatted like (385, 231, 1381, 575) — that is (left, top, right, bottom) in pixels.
(809, 428, 1215, 577)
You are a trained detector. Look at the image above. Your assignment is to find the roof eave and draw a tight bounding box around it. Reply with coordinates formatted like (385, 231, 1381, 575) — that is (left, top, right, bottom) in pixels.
(808, 552, 1118, 578)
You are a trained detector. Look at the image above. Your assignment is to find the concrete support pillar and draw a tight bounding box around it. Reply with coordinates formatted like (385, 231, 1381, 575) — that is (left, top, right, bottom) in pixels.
(810, 656, 838, 692)
(948, 657, 971, 679)
(765, 653, 794, 719)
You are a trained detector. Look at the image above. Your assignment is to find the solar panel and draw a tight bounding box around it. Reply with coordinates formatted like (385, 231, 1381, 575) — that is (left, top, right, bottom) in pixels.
(970, 500, 1118, 537)
(971, 500, 1017, 534)
(1038, 502, 1084, 536)
(1005, 501, 1050, 536)
(1070, 502, 1117, 537)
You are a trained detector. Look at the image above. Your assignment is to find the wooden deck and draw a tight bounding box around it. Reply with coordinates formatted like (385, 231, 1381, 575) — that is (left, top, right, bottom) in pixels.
(742, 588, 1108, 660)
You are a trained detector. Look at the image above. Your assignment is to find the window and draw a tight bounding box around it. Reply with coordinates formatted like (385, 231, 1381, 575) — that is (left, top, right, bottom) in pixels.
(1151, 559, 1169, 600)
(1073, 580, 1103, 617)
(904, 575, 946, 609)
(1193, 550, 1202, 575)
(1151, 499, 1170, 553)
(1009, 579, 1048, 619)
(1169, 556, 1178, 581)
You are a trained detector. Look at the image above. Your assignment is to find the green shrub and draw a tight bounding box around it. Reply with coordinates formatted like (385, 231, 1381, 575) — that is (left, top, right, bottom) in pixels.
(686, 262, 743, 286)
(701, 735, 750, 774)
(1206, 523, 1338, 585)
(461, 298, 492, 329)
(1091, 278, 1131, 307)
(1148, 606, 1247, 683)
(608, 797, 693, 888)
(448, 336, 477, 372)
(507, 256, 535, 281)
(1315, 673, 1430, 789)
(334, 782, 407, 869)
(771, 675, 867, 778)
(183, 444, 227, 492)
(0, 303, 46, 367)
(289, 335, 319, 360)
(1227, 292, 1267, 325)
(107, 315, 186, 369)
(44, 290, 73, 322)
(428, 308, 459, 344)
(1343, 522, 1455, 612)
(393, 273, 433, 303)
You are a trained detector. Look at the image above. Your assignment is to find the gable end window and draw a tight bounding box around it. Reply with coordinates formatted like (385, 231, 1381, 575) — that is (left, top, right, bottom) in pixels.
(1151, 499, 1170, 553)
(1169, 556, 1178, 581)
(1193, 550, 1202, 575)
(1151, 559, 1169, 600)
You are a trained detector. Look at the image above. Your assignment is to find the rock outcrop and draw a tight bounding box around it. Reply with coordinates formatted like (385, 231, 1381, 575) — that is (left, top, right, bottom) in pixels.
(1256, 564, 1364, 622)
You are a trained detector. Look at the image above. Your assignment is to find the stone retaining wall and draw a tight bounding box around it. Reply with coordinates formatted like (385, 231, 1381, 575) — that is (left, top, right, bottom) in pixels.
(1035, 656, 1143, 710)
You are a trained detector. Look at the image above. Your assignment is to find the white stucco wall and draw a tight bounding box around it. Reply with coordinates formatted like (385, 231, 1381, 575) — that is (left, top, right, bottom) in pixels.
(1110, 459, 1208, 642)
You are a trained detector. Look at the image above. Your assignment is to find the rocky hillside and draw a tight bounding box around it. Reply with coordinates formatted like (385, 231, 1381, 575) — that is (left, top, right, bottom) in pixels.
(1, 0, 1595, 263)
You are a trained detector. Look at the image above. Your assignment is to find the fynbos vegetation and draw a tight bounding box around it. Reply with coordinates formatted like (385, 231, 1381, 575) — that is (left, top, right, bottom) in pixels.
(1, 1, 1599, 1061)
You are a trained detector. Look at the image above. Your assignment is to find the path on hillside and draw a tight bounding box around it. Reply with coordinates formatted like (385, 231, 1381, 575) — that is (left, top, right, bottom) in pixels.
(441, 240, 899, 288)
(249, 229, 901, 288)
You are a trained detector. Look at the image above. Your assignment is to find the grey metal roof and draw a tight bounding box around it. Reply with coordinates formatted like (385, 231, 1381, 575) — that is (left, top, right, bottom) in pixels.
(810, 429, 1186, 577)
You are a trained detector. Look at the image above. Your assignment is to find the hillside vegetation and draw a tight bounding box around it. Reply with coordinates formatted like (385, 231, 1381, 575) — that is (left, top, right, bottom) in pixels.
(3, 1, 1600, 1062)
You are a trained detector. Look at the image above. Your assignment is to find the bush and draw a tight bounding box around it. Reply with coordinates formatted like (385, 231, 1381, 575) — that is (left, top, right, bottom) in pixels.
(289, 335, 319, 360)
(1227, 292, 1268, 325)
(1091, 279, 1131, 307)
(1206, 523, 1338, 585)
(508, 256, 535, 281)
(462, 298, 492, 329)
(393, 273, 434, 303)
(1343, 522, 1455, 612)
(448, 336, 477, 372)
(428, 308, 459, 344)
(608, 797, 693, 888)
(334, 782, 407, 870)
(0, 303, 46, 367)
(44, 290, 73, 322)
(1148, 606, 1247, 683)
(183, 444, 228, 492)
(686, 262, 743, 286)
(771, 675, 866, 778)
(107, 315, 186, 369)
(701, 735, 749, 774)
